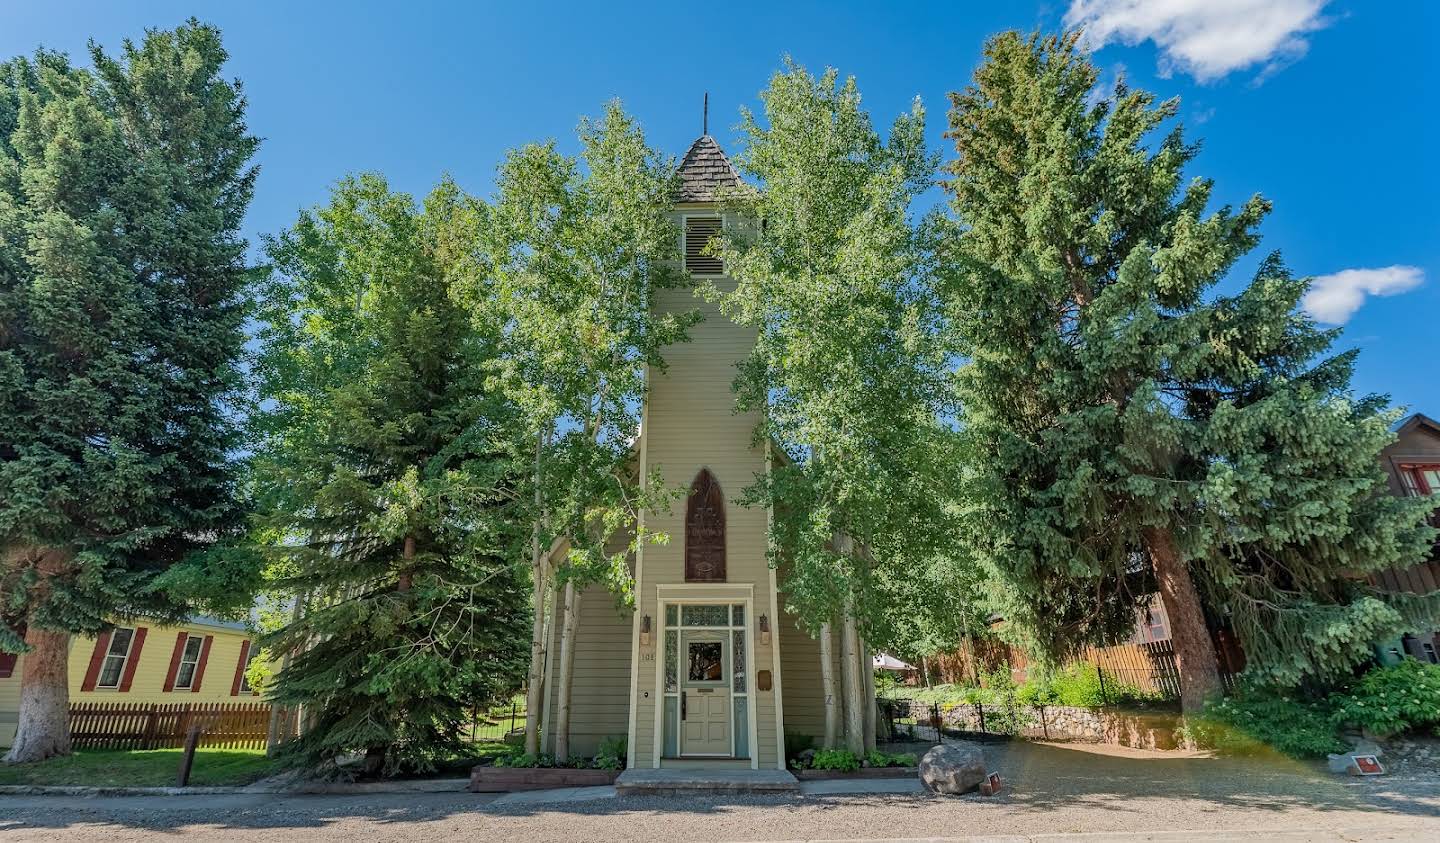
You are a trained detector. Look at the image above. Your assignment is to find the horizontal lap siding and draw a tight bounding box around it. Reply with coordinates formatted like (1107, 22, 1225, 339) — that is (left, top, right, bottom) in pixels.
(546, 583, 633, 758)
(635, 258, 780, 768)
(0, 653, 20, 747)
(778, 604, 828, 745)
(68, 625, 254, 703)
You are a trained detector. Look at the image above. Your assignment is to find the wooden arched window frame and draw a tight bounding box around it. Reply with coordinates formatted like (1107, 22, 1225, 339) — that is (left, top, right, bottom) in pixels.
(685, 468, 726, 582)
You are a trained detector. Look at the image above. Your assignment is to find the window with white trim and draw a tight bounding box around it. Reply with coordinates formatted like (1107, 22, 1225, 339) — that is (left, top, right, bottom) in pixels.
(174, 635, 204, 690)
(96, 628, 136, 689)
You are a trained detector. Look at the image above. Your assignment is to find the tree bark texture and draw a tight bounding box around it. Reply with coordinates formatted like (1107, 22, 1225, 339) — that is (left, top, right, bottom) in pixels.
(818, 621, 839, 749)
(860, 637, 877, 752)
(553, 580, 580, 760)
(839, 595, 865, 755)
(1144, 526, 1222, 714)
(4, 627, 72, 763)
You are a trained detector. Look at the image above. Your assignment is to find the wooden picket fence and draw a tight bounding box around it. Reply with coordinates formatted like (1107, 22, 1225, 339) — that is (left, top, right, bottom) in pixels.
(69, 701, 273, 751)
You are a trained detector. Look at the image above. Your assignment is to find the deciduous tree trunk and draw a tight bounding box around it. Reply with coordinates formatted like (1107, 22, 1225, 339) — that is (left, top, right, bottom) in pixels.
(1144, 526, 1222, 714)
(4, 627, 72, 763)
(818, 621, 839, 749)
(523, 535, 568, 755)
(860, 638, 876, 752)
(523, 553, 550, 756)
(553, 581, 580, 761)
(839, 595, 864, 756)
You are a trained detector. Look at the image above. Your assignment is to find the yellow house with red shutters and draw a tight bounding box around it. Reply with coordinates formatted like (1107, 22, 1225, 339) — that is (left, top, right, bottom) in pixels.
(0, 616, 259, 748)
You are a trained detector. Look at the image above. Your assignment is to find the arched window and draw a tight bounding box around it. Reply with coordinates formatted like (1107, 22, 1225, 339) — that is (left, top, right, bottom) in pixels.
(685, 468, 726, 582)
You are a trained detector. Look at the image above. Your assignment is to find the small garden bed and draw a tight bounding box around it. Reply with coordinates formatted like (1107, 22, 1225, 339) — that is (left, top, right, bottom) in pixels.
(786, 747, 919, 779)
(471, 736, 627, 792)
(791, 765, 917, 780)
(470, 765, 621, 791)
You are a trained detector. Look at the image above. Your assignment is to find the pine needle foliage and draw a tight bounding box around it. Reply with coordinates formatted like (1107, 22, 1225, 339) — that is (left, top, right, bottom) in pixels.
(0, 20, 259, 649)
(942, 31, 1438, 686)
(252, 175, 530, 775)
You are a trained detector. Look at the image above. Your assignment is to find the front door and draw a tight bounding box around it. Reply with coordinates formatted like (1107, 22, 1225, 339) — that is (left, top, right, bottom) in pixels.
(680, 630, 730, 755)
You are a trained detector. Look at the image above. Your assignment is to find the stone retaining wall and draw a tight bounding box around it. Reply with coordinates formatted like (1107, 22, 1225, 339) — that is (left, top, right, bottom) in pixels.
(890, 700, 1186, 751)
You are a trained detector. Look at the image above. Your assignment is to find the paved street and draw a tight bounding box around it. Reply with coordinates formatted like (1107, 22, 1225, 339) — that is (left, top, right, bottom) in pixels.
(1, 742, 1437, 841)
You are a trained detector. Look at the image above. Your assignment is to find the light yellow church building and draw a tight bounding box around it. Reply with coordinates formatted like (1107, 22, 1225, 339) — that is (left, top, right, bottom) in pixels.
(538, 134, 844, 772)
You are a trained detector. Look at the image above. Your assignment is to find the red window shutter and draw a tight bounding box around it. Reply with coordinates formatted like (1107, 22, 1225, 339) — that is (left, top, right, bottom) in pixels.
(190, 635, 214, 693)
(0, 652, 16, 678)
(80, 631, 112, 692)
(163, 632, 188, 692)
(230, 640, 252, 696)
(117, 627, 147, 692)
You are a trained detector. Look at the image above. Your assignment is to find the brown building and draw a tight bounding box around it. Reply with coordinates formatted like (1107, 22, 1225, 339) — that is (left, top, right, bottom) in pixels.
(1369, 413, 1440, 663)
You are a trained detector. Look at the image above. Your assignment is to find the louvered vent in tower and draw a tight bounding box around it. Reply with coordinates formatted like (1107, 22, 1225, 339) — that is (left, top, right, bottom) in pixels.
(684, 217, 723, 275)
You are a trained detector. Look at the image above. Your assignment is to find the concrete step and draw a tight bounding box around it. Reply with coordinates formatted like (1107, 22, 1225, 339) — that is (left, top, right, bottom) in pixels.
(615, 768, 800, 796)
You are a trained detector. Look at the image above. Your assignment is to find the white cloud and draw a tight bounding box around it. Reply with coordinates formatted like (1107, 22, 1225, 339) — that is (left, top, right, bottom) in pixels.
(1064, 0, 1332, 82)
(1302, 266, 1424, 325)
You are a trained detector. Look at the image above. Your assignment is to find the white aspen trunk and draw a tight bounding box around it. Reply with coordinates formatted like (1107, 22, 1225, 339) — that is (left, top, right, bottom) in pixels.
(523, 431, 548, 757)
(818, 621, 839, 749)
(860, 637, 877, 752)
(553, 580, 580, 761)
(920, 654, 931, 688)
(267, 588, 310, 753)
(839, 593, 865, 756)
(523, 546, 552, 756)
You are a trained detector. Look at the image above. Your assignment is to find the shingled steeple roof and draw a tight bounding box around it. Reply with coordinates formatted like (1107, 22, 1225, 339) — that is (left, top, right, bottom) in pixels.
(674, 135, 744, 203)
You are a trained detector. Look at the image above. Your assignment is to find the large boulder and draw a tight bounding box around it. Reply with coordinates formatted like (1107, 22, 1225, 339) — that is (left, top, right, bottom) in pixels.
(919, 742, 987, 795)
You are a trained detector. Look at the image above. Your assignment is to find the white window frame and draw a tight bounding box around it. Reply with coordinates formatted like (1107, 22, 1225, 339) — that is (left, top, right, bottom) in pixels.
(96, 627, 136, 689)
(237, 644, 254, 694)
(173, 634, 205, 690)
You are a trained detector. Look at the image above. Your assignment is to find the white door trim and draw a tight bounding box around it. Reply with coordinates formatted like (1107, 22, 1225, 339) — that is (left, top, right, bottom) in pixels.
(651, 589, 758, 769)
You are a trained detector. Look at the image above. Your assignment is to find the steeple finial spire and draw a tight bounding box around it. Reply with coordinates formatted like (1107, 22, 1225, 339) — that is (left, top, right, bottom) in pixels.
(703, 92, 708, 136)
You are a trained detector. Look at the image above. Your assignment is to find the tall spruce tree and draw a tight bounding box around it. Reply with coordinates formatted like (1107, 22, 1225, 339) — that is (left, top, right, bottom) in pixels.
(943, 31, 1438, 711)
(0, 21, 258, 762)
(252, 175, 530, 775)
(712, 61, 958, 750)
(486, 102, 696, 757)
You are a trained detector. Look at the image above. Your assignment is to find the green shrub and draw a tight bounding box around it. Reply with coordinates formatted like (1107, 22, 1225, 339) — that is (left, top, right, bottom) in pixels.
(1329, 660, 1440, 737)
(785, 732, 816, 761)
(1018, 664, 1160, 708)
(809, 748, 861, 772)
(594, 735, 627, 770)
(1186, 689, 1346, 759)
(864, 749, 918, 767)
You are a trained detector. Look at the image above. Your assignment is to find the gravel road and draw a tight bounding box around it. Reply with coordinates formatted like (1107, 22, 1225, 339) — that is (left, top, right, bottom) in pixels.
(1, 741, 1436, 842)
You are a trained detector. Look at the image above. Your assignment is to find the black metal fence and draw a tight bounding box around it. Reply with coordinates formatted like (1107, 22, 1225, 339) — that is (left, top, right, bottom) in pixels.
(879, 698, 1024, 743)
(464, 697, 525, 744)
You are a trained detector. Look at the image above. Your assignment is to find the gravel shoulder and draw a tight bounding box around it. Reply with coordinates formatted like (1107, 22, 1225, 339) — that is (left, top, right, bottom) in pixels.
(1, 741, 1436, 842)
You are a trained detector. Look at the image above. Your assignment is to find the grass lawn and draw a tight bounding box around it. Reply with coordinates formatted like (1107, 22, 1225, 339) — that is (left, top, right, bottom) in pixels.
(0, 748, 278, 787)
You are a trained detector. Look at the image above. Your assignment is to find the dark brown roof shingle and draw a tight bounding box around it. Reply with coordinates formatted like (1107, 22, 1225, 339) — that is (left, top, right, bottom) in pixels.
(674, 135, 744, 203)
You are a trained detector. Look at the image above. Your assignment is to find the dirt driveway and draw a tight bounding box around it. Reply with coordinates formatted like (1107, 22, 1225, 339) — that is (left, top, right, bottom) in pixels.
(1, 741, 1437, 842)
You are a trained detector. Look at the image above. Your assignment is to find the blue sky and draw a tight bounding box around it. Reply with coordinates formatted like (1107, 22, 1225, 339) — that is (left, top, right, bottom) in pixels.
(4, 1, 1436, 413)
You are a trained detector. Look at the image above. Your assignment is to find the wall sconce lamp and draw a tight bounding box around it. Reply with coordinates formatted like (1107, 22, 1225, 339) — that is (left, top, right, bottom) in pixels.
(640, 614, 652, 646)
(758, 613, 771, 645)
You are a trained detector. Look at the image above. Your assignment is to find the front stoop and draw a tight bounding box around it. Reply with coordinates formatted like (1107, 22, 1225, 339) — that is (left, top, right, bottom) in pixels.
(615, 768, 800, 796)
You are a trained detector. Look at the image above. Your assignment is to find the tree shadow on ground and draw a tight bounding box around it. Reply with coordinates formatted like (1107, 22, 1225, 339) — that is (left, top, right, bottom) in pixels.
(0, 741, 1436, 837)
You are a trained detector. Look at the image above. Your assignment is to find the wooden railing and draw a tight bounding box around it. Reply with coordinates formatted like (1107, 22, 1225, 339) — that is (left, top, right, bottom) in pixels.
(69, 701, 273, 751)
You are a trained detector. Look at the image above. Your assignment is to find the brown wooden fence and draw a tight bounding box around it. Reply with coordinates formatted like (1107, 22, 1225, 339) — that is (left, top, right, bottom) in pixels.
(69, 701, 273, 751)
